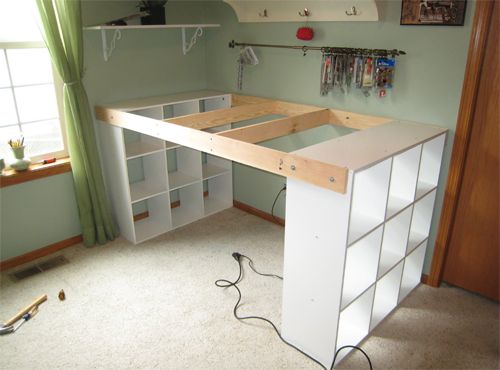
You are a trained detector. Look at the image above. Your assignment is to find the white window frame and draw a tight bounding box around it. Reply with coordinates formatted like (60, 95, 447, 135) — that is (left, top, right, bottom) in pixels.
(0, 41, 68, 162)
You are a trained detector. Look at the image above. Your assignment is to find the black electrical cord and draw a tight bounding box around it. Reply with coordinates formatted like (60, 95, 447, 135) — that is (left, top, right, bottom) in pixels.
(271, 185, 286, 224)
(215, 253, 373, 370)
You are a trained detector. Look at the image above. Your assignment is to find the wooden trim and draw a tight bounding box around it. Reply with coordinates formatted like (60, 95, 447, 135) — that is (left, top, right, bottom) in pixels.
(218, 110, 330, 143)
(167, 102, 277, 130)
(133, 211, 150, 222)
(231, 94, 273, 107)
(428, 1, 494, 287)
(0, 235, 82, 272)
(0, 157, 72, 188)
(421, 274, 429, 285)
(96, 107, 348, 193)
(329, 109, 391, 130)
(233, 200, 285, 226)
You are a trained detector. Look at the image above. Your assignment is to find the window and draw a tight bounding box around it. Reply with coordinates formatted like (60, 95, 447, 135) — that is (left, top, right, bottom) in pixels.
(0, 44, 66, 162)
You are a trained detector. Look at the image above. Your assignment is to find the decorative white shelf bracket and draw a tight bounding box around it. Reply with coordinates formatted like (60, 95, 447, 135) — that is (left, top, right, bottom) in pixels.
(84, 24, 219, 61)
(181, 26, 203, 55)
(101, 29, 122, 62)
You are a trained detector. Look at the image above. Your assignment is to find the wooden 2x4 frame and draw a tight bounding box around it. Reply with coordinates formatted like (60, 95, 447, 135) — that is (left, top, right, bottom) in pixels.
(96, 92, 393, 194)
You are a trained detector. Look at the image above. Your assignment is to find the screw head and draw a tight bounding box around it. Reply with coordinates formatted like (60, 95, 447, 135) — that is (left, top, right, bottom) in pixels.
(291, 165, 296, 171)
(329, 177, 335, 182)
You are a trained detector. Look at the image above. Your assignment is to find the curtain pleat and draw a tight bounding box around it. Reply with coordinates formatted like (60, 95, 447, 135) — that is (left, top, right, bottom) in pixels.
(36, 0, 118, 246)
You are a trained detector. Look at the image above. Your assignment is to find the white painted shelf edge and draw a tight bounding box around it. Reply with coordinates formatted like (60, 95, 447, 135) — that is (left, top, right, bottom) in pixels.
(84, 24, 221, 61)
(125, 141, 165, 159)
(130, 180, 168, 203)
(84, 24, 221, 30)
(168, 171, 201, 191)
(202, 163, 230, 180)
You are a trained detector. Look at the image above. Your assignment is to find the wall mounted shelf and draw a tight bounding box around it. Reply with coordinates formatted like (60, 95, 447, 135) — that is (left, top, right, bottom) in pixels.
(224, 0, 379, 22)
(84, 24, 220, 61)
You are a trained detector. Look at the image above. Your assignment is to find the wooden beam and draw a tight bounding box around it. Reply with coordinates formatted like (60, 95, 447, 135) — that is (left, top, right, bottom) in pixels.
(329, 109, 391, 130)
(218, 109, 330, 143)
(274, 101, 326, 116)
(166, 102, 277, 130)
(231, 94, 273, 107)
(96, 107, 348, 193)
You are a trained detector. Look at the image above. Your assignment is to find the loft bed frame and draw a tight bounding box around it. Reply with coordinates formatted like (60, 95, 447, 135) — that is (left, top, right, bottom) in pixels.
(96, 92, 398, 193)
(95, 91, 447, 367)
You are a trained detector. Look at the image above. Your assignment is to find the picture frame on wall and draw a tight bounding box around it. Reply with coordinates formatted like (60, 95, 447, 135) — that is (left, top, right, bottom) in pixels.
(400, 0, 467, 26)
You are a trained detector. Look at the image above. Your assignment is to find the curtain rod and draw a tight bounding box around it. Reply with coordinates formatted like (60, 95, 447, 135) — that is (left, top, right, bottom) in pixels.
(228, 40, 406, 57)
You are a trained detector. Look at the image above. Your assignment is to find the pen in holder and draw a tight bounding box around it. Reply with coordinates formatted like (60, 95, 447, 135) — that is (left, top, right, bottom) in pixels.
(8, 137, 31, 171)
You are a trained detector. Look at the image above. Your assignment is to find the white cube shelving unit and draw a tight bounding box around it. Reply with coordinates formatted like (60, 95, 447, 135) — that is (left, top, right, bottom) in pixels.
(282, 122, 446, 367)
(98, 92, 447, 368)
(98, 91, 233, 244)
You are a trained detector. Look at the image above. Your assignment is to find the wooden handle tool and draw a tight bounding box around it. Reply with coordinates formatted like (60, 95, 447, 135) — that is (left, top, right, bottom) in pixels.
(3, 294, 47, 327)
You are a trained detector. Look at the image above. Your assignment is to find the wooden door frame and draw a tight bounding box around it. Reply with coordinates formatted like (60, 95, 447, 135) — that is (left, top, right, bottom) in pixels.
(428, 0, 495, 287)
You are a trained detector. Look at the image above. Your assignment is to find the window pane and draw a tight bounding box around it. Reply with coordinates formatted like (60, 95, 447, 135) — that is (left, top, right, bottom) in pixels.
(0, 125, 21, 160)
(14, 84, 58, 122)
(0, 88, 18, 126)
(21, 119, 64, 157)
(0, 50, 10, 88)
(7, 48, 53, 86)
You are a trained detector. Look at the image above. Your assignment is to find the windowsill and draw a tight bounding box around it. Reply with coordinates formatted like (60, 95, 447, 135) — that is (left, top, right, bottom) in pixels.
(0, 157, 72, 188)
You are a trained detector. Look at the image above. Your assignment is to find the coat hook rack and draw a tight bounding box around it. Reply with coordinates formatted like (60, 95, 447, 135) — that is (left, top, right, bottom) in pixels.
(346, 6, 359, 16)
(228, 40, 406, 57)
(299, 8, 311, 17)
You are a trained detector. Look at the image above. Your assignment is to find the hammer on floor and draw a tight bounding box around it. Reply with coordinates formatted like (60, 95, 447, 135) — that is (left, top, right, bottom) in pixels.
(0, 295, 47, 335)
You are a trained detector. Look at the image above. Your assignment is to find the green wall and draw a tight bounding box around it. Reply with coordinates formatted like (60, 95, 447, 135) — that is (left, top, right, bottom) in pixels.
(2, 0, 475, 276)
(0, 1, 209, 261)
(0, 174, 81, 260)
(203, 0, 474, 273)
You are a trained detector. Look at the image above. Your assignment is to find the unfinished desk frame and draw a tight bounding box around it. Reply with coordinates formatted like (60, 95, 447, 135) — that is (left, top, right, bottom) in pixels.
(96, 91, 446, 367)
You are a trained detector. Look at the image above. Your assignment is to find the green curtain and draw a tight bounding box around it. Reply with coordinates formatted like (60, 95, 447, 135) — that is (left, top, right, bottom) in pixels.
(36, 0, 118, 246)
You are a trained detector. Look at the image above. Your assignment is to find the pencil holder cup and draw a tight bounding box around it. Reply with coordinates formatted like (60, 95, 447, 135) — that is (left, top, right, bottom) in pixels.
(10, 146, 31, 171)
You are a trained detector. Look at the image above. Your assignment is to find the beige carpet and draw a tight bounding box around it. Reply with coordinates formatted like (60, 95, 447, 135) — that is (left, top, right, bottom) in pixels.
(0, 208, 498, 369)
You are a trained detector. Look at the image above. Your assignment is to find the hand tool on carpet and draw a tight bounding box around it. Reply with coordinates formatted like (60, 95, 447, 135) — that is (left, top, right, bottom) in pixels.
(0, 294, 47, 335)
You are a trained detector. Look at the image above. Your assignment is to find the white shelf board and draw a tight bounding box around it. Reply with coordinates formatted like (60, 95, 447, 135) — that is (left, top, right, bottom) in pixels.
(84, 24, 220, 30)
(378, 250, 404, 279)
(371, 262, 404, 330)
(386, 195, 412, 219)
(341, 279, 375, 310)
(202, 163, 230, 180)
(348, 212, 382, 245)
(336, 321, 368, 356)
(165, 141, 180, 150)
(168, 171, 201, 191)
(171, 206, 201, 229)
(204, 197, 232, 217)
(129, 181, 168, 203)
(407, 233, 428, 254)
(134, 217, 168, 243)
(125, 141, 165, 160)
(415, 181, 436, 200)
(294, 121, 446, 172)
